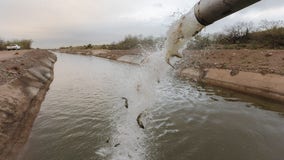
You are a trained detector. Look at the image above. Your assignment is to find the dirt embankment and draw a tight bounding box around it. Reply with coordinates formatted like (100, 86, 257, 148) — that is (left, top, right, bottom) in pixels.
(0, 50, 57, 160)
(179, 50, 284, 75)
(58, 48, 142, 60)
(178, 49, 284, 103)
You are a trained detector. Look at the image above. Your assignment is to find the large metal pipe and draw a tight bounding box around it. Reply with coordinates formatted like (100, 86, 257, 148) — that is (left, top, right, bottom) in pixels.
(165, 0, 261, 66)
(194, 0, 261, 26)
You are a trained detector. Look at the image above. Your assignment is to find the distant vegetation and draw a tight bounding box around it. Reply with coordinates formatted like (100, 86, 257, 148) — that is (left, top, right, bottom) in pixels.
(188, 20, 284, 49)
(60, 20, 283, 51)
(60, 35, 165, 51)
(0, 39, 33, 50)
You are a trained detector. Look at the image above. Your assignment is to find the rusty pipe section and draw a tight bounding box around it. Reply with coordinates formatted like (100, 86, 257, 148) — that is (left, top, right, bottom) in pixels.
(194, 0, 261, 26)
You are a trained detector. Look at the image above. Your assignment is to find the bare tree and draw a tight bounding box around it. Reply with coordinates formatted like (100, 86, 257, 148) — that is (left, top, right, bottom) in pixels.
(224, 21, 254, 43)
(259, 20, 284, 31)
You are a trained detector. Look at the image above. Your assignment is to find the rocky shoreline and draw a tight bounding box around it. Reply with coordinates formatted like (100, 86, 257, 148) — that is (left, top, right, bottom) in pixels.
(0, 50, 56, 160)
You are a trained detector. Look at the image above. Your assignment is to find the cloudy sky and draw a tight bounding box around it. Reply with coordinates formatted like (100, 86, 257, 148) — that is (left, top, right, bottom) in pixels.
(0, 0, 283, 48)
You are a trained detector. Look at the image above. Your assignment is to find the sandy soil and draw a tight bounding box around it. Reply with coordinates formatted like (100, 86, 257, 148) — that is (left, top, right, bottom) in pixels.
(178, 49, 284, 75)
(0, 50, 53, 85)
(0, 50, 26, 61)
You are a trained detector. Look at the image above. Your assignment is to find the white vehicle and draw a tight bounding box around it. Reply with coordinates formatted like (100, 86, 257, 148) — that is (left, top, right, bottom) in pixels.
(6, 44, 21, 50)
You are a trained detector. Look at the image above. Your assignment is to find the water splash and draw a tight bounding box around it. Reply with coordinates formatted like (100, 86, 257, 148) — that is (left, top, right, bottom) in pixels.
(95, 8, 207, 160)
(95, 50, 171, 160)
(105, 9, 208, 157)
(165, 9, 204, 66)
(105, 9, 206, 157)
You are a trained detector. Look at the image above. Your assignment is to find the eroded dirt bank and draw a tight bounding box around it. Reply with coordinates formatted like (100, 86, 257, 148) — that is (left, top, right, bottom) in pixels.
(0, 50, 57, 160)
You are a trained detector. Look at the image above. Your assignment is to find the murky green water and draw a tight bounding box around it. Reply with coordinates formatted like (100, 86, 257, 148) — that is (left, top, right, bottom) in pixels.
(19, 53, 284, 160)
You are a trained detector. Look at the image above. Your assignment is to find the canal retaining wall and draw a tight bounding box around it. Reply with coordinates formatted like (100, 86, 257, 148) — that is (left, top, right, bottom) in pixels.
(180, 68, 284, 103)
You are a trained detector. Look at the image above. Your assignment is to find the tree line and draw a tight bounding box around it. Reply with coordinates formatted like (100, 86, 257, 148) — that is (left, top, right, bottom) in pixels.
(187, 20, 284, 49)
(0, 39, 33, 50)
(62, 20, 283, 51)
(61, 35, 165, 51)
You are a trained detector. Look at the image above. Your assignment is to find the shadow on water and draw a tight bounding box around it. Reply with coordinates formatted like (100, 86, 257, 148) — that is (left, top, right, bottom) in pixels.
(179, 74, 284, 113)
(19, 52, 284, 160)
(197, 82, 284, 113)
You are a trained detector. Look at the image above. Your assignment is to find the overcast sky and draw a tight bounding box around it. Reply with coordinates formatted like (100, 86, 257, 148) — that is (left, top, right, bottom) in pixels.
(0, 0, 283, 48)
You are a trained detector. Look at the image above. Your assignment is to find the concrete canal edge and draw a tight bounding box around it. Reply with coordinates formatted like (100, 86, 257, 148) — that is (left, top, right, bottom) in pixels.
(0, 50, 57, 160)
(180, 68, 284, 103)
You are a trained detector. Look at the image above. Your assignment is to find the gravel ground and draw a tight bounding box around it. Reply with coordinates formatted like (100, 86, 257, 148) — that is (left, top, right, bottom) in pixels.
(177, 49, 284, 75)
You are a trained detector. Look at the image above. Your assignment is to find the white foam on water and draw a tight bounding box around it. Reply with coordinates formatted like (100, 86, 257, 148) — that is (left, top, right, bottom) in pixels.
(106, 50, 171, 160)
(97, 8, 206, 160)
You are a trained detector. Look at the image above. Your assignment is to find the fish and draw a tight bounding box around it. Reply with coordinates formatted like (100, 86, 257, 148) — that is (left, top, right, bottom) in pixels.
(157, 79, 160, 83)
(114, 143, 120, 147)
(136, 113, 145, 129)
(121, 97, 128, 109)
(136, 84, 141, 92)
(166, 52, 183, 69)
(105, 137, 110, 143)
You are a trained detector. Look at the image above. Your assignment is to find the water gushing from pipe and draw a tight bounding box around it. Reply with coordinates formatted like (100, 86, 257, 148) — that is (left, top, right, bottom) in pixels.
(165, 9, 204, 67)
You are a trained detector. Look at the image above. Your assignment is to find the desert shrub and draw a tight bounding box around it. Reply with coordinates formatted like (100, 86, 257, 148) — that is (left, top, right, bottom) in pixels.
(249, 27, 284, 49)
(115, 35, 140, 49)
(91, 35, 165, 50)
(259, 20, 284, 31)
(0, 39, 5, 50)
(192, 20, 284, 49)
(84, 44, 93, 49)
(18, 39, 33, 49)
(187, 34, 211, 49)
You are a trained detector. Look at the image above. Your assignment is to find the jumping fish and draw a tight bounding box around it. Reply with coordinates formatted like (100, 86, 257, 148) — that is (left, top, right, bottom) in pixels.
(114, 143, 120, 147)
(136, 84, 141, 92)
(105, 137, 110, 143)
(136, 113, 145, 129)
(121, 97, 128, 109)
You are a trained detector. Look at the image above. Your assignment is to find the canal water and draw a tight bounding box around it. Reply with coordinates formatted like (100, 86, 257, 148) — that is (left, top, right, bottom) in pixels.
(19, 52, 284, 160)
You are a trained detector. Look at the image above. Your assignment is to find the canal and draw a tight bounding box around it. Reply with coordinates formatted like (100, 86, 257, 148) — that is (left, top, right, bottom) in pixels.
(19, 52, 284, 160)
